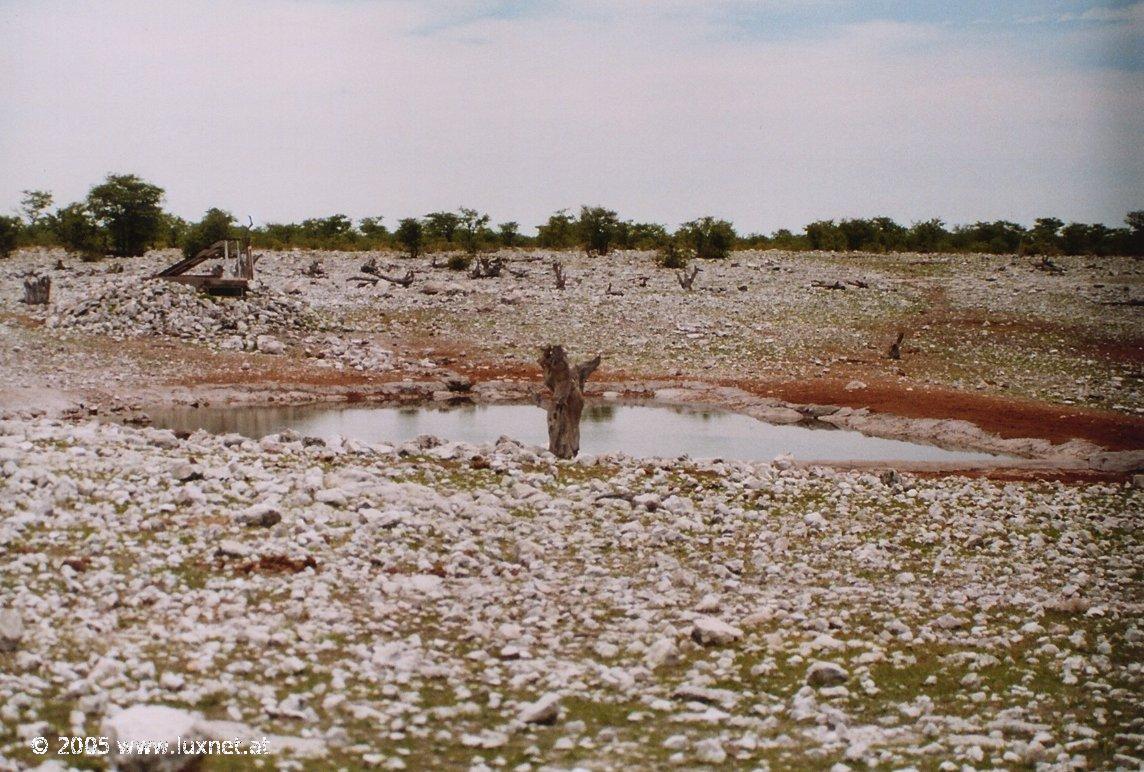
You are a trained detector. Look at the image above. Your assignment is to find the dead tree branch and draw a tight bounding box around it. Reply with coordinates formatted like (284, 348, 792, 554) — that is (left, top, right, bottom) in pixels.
(551, 261, 567, 290)
(469, 256, 504, 279)
(677, 266, 699, 291)
(381, 270, 416, 287)
(352, 270, 415, 288)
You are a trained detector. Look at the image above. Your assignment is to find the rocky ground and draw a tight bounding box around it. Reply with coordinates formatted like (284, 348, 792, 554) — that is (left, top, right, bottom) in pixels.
(1, 247, 1141, 449)
(0, 247, 1142, 770)
(1, 419, 1142, 770)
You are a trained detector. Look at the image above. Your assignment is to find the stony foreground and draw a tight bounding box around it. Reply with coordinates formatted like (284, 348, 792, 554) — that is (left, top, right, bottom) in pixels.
(2, 418, 1142, 770)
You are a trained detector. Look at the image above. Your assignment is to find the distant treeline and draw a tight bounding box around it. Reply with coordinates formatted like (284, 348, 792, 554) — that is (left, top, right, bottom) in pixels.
(2, 174, 1142, 262)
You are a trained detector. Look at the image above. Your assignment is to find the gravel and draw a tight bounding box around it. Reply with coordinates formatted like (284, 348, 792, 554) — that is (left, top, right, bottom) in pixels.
(1, 416, 1141, 768)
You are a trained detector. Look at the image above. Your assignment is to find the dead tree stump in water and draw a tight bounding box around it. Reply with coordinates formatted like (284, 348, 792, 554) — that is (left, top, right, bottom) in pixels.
(537, 345, 601, 459)
(22, 275, 50, 305)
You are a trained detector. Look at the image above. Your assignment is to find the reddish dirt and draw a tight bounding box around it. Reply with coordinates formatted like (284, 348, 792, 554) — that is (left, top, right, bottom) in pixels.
(236, 555, 320, 575)
(910, 468, 1133, 485)
(169, 339, 1144, 453)
(742, 377, 1144, 452)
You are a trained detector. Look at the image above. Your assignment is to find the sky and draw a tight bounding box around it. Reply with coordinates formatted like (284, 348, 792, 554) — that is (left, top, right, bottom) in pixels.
(1, 0, 1141, 234)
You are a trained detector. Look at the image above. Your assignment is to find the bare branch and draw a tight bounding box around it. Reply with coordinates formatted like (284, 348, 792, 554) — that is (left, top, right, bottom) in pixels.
(677, 265, 699, 290)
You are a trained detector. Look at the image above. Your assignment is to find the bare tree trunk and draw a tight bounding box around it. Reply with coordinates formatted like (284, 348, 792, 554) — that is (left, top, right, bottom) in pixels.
(537, 345, 601, 459)
(887, 331, 905, 360)
(22, 275, 50, 305)
(551, 261, 567, 289)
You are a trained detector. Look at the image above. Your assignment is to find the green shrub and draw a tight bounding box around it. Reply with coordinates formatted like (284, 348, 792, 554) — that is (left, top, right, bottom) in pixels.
(458, 208, 490, 255)
(656, 236, 689, 269)
(395, 218, 424, 259)
(182, 208, 235, 259)
(52, 203, 104, 259)
(0, 216, 21, 258)
(446, 253, 471, 271)
(86, 173, 165, 256)
(579, 205, 619, 255)
(678, 216, 736, 260)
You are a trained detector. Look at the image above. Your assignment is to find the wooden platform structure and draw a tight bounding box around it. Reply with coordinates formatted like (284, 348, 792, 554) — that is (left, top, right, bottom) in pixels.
(153, 239, 257, 296)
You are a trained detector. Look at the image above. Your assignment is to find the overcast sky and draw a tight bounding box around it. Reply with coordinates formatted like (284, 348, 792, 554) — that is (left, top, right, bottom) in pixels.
(1, 0, 1141, 233)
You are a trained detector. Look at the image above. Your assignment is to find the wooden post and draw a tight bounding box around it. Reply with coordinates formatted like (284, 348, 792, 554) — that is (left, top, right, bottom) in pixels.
(537, 345, 601, 459)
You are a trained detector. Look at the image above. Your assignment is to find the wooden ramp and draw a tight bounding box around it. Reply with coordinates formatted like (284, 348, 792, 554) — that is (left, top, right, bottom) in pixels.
(153, 239, 256, 296)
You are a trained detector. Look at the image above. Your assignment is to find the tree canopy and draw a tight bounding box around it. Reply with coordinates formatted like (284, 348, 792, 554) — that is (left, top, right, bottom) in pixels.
(86, 174, 165, 257)
(1, 175, 1140, 259)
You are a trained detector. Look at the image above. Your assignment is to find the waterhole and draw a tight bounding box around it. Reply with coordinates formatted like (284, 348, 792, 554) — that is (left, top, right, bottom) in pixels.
(141, 402, 1014, 463)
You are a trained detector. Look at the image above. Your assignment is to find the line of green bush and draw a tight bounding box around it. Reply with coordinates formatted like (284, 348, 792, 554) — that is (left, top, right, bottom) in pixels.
(2, 175, 1141, 262)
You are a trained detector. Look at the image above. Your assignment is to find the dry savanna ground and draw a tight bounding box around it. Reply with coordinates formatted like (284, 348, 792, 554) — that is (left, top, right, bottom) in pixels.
(0, 247, 1141, 771)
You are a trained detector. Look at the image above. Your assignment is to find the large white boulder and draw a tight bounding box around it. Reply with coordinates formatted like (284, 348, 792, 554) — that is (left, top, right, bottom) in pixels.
(100, 705, 201, 771)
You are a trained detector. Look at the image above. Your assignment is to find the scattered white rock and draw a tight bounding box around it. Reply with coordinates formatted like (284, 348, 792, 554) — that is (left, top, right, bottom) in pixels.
(0, 608, 23, 651)
(806, 661, 849, 687)
(518, 693, 561, 725)
(691, 616, 744, 646)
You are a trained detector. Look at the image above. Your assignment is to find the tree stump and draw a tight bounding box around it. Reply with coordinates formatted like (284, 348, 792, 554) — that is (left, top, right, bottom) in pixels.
(551, 261, 567, 289)
(677, 266, 699, 290)
(537, 345, 601, 459)
(22, 275, 50, 305)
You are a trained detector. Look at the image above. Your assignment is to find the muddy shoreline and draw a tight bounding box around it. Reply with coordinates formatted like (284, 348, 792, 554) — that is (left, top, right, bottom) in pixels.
(55, 374, 1141, 480)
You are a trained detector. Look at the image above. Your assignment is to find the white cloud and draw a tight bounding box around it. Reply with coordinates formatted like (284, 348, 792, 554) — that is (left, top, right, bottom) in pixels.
(0, 0, 1140, 230)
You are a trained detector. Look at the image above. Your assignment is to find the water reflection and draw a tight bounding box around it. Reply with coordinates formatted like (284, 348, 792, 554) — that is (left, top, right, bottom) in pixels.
(140, 402, 1010, 463)
(584, 405, 615, 422)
